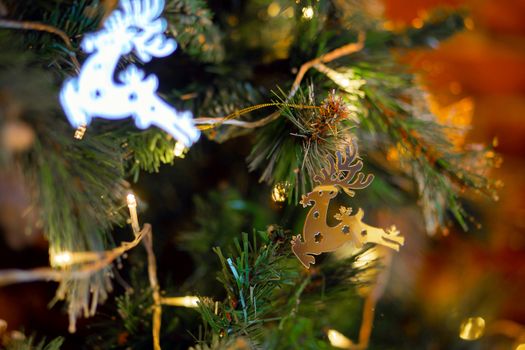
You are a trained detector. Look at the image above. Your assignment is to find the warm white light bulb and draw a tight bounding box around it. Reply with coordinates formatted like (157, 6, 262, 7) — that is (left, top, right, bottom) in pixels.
(179, 296, 200, 308)
(126, 193, 137, 207)
(302, 6, 314, 20)
(267, 2, 281, 17)
(352, 247, 379, 269)
(271, 181, 289, 203)
(459, 317, 485, 340)
(126, 192, 140, 234)
(52, 251, 73, 267)
(163, 296, 200, 308)
(327, 329, 353, 348)
(74, 124, 87, 140)
(173, 141, 187, 158)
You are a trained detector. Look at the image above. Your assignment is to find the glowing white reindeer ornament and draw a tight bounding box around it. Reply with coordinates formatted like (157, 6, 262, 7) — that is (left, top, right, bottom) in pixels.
(60, 0, 200, 147)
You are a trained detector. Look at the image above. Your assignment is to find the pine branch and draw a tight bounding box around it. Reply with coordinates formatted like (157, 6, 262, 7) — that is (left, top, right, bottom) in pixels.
(189, 335, 254, 350)
(196, 228, 377, 347)
(1, 0, 104, 74)
(0, 18, 79, 69)
(165, 0, 224, 63)
(248, 86, 360, 202)
(195, 80, 265, 142)
(354, 62, 499, 232)
(0, 43, 131, 332)
(84, 262, 156, 349)
(196, 232, 298, 344)
(4, 335, 64, 350)
(126, 129, 181, 181)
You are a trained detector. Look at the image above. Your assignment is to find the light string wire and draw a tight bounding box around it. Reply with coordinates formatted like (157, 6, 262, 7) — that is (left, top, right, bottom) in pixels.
(195, 103, 321, 130)
(0, 194, 204, 350)
(0, 15, 366, 347)
(0, 19, 81, 71)
(0, 228, 147, 287)
(0, 17, 364, 132)
(194, 32, 365, 130)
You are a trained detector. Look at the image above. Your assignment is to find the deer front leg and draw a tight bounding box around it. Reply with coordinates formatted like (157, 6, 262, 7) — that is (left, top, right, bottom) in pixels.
(291, 235, 316, 268)
(150, 112, 197, 148)
(60, 79, 91, 127)
(380, 226, 405, 249)
(348, 209, 405, 252)
(359, 224, 404, 251)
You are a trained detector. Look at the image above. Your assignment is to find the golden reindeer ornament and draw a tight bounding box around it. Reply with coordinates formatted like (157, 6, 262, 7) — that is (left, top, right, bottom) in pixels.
(291, 144, 405, 268)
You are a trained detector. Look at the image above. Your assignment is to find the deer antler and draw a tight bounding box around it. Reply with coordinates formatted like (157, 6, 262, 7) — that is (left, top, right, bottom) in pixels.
(313, 142, 374, 197)
(102, 0, 176, 61)
(129, 0, 176, 61)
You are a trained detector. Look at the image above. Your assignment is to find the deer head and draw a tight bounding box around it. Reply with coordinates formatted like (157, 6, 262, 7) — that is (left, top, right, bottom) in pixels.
(82, 0, 176, 60)
(313, 142, 374, 197)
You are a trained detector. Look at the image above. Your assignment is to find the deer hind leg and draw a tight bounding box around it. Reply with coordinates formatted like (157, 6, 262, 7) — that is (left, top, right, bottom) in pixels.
(291, 235, 316, 268)
(152, 118, 192, 147)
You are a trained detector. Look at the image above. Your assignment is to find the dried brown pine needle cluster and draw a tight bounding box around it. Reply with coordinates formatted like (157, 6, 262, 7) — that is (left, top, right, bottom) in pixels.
(309, 92, 353, 142)
(247, 87, 364, 201)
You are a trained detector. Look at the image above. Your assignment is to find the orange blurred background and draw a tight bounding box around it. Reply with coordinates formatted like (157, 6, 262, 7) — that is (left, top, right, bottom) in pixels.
(385, 0, 525, 346)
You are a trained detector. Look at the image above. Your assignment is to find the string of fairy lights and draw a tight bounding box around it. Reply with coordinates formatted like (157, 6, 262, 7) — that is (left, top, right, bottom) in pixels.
(47, 186, 359, 348)
(46, 179, 524, 349)
(1, 3, 522, 348)
(40, 191, 200, 349)
(57, 28, 525, 349)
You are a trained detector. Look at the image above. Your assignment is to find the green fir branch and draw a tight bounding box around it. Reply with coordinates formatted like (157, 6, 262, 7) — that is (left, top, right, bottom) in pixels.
(5, 335, 64, 350)
(354, 62, 498, 232)
(0, 43, 130, 331)
(126, 129, 180, 181)
(165, 0, 224, 63)
(248, 86, 359, 202)
(197, 231, 298, 344)
(196, 229, 375, 347)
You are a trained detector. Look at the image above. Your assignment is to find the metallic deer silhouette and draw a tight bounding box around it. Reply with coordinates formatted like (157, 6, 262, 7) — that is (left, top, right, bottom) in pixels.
(291, 144, 405, 268)
(60, 0, 200, 147)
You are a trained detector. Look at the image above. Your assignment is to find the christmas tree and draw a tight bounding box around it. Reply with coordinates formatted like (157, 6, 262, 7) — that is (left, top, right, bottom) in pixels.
(1, 0, 524, 349)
